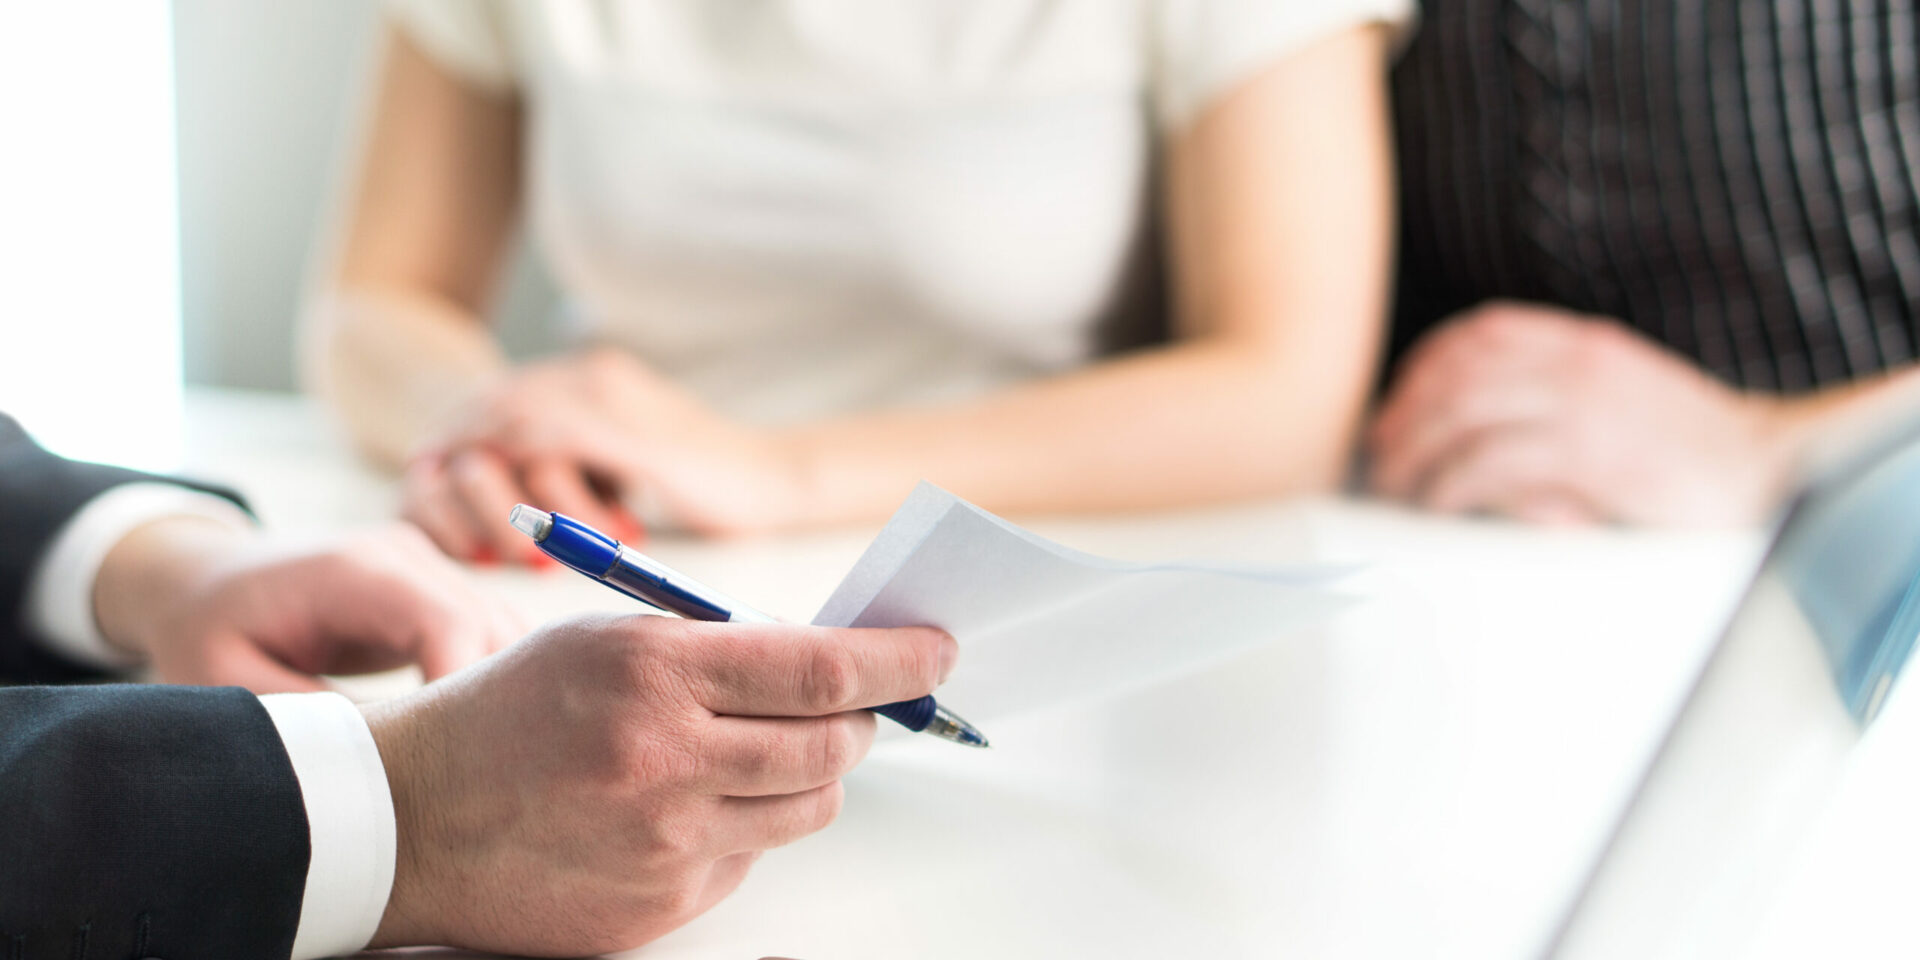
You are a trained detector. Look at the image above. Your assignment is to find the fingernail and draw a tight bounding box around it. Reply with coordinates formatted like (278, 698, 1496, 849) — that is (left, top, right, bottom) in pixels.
(938, 634, 958, 683)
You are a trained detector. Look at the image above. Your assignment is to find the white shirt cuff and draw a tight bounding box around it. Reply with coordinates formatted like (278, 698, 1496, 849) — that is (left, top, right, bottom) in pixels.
(259, 692, 398, 960)
(21, 482, 253, 670)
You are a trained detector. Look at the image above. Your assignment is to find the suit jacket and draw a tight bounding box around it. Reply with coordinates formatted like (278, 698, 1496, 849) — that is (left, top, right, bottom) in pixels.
(0, 415, 311, 960)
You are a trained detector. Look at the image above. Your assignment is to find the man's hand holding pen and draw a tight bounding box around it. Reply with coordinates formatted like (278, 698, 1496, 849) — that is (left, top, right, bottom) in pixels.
(360, 614, 957, 955)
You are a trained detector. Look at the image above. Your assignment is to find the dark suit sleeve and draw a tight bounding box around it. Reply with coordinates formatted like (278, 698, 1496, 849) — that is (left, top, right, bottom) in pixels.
(0, 684, 310, 960)
(0, 414, 249, 682)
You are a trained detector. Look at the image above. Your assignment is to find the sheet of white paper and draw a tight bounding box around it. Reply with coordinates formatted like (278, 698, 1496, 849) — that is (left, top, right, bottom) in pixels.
(814, 483, 1359, 725)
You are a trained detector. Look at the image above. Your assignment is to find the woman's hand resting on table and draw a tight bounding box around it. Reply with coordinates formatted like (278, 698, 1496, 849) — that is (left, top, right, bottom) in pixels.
(401, 348, 812, 564)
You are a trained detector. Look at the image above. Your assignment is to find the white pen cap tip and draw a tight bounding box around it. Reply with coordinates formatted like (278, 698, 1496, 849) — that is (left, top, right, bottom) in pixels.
(509, 504, 552, 540)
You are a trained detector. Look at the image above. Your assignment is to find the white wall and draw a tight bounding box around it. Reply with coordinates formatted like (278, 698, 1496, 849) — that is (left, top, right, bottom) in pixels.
(0, 4, 183, 468)
(172, 0, 554, 392)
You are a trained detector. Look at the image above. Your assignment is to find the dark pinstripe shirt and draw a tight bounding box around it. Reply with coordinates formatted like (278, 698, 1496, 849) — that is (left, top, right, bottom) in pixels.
(1391, 0, 1920, 391)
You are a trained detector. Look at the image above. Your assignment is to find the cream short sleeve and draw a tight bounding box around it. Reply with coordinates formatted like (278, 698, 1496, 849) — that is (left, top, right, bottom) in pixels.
(1150, 0, 1417, 132)
(384, 0, 520, 92)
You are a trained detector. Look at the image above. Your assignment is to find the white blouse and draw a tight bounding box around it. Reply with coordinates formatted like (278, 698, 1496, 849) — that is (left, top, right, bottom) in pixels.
(386, 0, 1411, 424)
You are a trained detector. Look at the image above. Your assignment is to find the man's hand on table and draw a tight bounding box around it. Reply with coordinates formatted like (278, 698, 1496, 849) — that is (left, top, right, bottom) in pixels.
(93, 519, 522, 691)
(359, 615, 957, 955)
(1367, 301, 1800, 525)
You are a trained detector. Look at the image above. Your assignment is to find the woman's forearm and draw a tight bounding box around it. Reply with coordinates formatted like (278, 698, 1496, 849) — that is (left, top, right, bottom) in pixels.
(303, 288, 508, 466)
(773, 25, 1396, 527)
(306, 27, 525, 467)
(776, 331, 1376, 525)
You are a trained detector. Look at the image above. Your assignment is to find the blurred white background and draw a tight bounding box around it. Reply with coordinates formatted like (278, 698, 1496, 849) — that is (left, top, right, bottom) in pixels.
(173, 0, 376, 392)
(0, 4, 182, 468)
(0, 0, 558, 469)
(173, 0, 558, 394)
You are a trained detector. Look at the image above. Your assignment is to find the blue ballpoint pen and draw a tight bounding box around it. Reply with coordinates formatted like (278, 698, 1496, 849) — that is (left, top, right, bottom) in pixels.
(508, 504, 989, 747)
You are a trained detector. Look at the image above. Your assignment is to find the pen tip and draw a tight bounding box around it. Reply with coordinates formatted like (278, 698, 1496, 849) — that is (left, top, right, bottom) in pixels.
(952, 726, 990, 748)
(925, 706, 992, 748)
(509, 504, 553, 541)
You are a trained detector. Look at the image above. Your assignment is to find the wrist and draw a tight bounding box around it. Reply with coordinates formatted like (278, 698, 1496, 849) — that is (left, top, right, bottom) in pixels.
(1733, 389, 1846, 516)
(770, 423, 914, 531)
(1762, 372, 1920, 477)
(92, 516, 249, 660)
(312, 288, 511, 467)
(1743, 390, 1839, 481)
(361, 696, 438, 949)
(761, 429, 825, 532)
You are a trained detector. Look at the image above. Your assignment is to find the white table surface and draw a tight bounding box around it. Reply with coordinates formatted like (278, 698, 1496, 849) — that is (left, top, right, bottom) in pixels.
(179, 388, 1920, 960)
